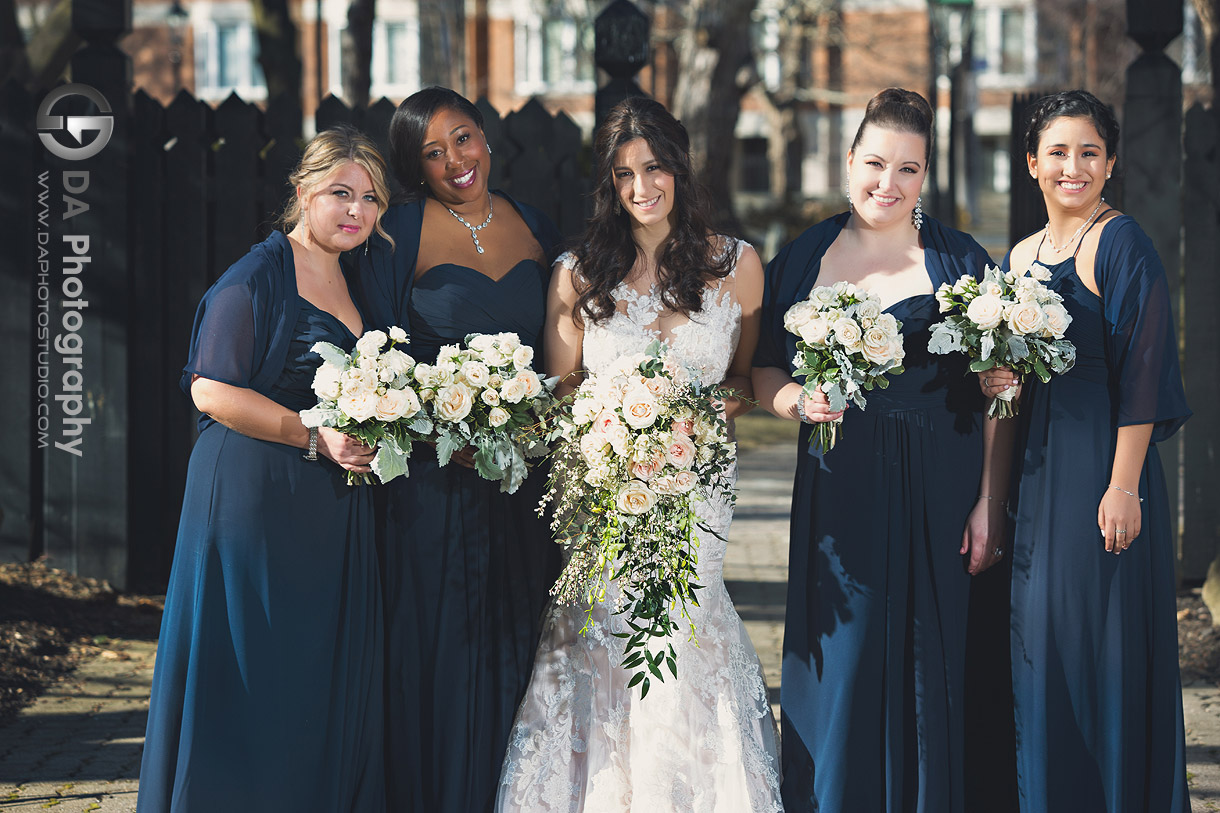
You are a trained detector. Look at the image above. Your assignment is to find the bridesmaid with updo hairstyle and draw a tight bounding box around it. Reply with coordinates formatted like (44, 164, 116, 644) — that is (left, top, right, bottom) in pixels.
(753, 88, 1014, 811)
(982, 88, 1190, 812)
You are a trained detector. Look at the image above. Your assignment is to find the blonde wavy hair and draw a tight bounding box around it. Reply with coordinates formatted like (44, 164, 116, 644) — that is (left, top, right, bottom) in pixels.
(277, 124, 395, 250)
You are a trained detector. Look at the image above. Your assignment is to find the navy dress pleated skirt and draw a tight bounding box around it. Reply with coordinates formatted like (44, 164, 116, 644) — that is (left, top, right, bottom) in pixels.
(138, 302, 384, 812)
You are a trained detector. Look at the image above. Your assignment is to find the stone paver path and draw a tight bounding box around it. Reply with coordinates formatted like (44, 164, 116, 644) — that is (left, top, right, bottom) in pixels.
(1, 434, 1218, 811)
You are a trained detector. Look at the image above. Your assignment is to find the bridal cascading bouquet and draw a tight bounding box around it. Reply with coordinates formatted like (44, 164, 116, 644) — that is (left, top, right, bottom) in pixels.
(928, 264, 1076, 418)
(300, 326, 430, 485)
(541, 341, 736, 698)
(412, 332, 555, 494)
(784, 282, 906, 453)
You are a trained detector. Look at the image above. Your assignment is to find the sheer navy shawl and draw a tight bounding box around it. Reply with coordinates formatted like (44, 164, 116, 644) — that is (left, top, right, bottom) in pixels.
(180, 230, 329, 398)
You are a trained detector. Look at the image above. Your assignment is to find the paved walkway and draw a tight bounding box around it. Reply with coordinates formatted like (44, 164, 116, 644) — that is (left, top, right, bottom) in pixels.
(1, 434, 1218, 810)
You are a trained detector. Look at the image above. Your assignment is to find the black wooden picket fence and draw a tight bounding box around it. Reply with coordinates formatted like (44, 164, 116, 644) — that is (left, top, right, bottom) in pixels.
(0, 82, 588, 592)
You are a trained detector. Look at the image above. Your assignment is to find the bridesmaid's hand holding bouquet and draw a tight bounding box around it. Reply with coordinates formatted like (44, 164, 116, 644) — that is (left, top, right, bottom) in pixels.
(300, 326, 429, 485)
(928, 264, 1076, 418)
(784, 282, 906, 453)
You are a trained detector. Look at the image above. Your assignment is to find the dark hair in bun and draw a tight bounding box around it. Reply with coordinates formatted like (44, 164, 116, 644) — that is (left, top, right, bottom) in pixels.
(1022, 89, 1120, 160)
(850, 87, 935, 164)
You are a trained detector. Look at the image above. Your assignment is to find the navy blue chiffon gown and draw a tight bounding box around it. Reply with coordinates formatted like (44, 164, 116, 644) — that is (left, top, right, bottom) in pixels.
(355, 194, 563, 813)
(1006, 215, 1190, 812)
(138, 231, 384, 811)
(756, 213, 991, 813)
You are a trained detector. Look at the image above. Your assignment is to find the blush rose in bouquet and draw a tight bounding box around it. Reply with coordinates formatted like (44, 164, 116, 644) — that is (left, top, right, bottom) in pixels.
(541, 340, 737, 698)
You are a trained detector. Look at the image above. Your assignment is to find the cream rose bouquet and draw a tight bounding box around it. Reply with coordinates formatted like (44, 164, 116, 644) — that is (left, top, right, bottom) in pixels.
(784, 281, 906, 453)
(928, 263, 1076, 418)
(541, 340, 737, 698)
(299, 326, 430, 485)
(413, 331, 555, 494)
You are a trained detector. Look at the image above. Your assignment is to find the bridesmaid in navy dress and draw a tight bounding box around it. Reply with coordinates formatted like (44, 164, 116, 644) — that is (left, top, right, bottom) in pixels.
(983, 90, 1190, 812)
(138, 128, 391, 811)
(752, 89, 1014, 812)
(354, 87, 562, 813)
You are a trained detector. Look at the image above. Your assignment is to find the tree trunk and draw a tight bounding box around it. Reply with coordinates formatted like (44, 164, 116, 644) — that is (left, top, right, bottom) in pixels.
(342, 0, 375, 109)
(671, 0, 758, 231)
(251, 0, 302, 103)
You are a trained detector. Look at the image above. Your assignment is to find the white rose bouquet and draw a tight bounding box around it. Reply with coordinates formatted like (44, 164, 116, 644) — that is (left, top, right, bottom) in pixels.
(928, 264, 1076, 418)
(299, 326, 430, 485)
(784, 281, 906, 453)
(541, 340, 737, 698)
(413, 331, 555, 494)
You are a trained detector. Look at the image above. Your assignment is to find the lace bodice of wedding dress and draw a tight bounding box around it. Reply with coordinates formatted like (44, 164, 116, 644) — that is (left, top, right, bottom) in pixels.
(496, 239, 782, 813)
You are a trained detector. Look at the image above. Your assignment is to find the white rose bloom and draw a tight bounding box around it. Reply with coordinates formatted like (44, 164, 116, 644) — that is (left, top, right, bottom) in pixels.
(616, 481, 658, 515)
(1027, 263, 1052, 282)
(651, 474, 677, 495)
(468, 334, 495, 353)
(512, 344, 535, 370)
(603, 423, 631, 456)
(861, 326, 896, 365)
(1042, 303, 1072, 339)
(501, 378, 528, 404)
(495, 332, 522, 351)
(435, 383, 474, 422)
(355, 330, 388, 358)
(877, 313, 900, 335)
(388, 326, 409, 343)
(438, 346, 462, 365)
(488, 373, 504, 388)
(572, 396, 599, 425)
(812, 287, 838, 306)
(312, 363, 343, 402)
(381, 348, 414, 376)
(488, 406, 510, 428)
(935, 286, 955, 313)
(621, 387, 660, 429)
(952, 276, 973, 295)
(515, 370, 543, 399)
(460, 361, 490, 388)
(481, 388, 501, 407)
(642, 374, 672, 398)
(580, 432, 609, 465)
(854, 300, 881, 325)
(339, 389, 379, 422)
(664, 433, 697, 469)
(966, 294, 1005, 330)
(375, 389, 412, 422)
(832, 318, 863, 352)
(983, 281, 1003, 297)
(1007, 301, 1046, 337)
(798, 314, 832, 346)
(783, 300, 816, 333)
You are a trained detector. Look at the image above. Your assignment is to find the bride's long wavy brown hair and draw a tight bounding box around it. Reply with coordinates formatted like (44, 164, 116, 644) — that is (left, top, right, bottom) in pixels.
(571, 97, 733, 326)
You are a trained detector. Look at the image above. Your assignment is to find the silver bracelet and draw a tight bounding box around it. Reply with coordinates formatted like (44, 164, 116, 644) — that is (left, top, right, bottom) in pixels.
(302, 426, 318, 461)
(977, 494, 1007, 508)
(796, 390, 812, 424)
(1108, 484, 1143, 502)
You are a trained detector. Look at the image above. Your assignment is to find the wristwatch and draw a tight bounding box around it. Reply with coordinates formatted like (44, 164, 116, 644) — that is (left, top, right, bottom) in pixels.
(796, 391, 811, 424)
(302, 426, 319, 460)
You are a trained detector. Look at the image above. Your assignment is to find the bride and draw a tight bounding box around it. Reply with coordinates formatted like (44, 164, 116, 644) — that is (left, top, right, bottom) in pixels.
(496, 97, 782, 812)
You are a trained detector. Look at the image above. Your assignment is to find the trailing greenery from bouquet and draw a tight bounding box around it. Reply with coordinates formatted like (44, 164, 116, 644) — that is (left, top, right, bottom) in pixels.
(412, 332, 556, 494)
(928, 264, 1076, 418)
(539, 340, 737, 698)
(784, 281, 906, 453)
(300, 327, 432, 485)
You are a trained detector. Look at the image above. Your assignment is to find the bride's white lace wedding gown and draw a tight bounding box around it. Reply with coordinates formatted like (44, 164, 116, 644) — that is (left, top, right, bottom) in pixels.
(496, 240, 783, 813)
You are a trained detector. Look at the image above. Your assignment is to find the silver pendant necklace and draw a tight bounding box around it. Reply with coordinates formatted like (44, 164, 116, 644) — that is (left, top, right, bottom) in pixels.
(445, 194, 494, 254)
(1045, 197, 1104, 254)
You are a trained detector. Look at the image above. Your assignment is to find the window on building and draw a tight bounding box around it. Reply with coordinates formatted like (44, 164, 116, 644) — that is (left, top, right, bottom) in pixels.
(197, 18, 265, 101)
(384, 22, 414, 87)
(738, 137, 771, 195)
(516, 11, 595, 96)
(974, 3, 1035, 88)
(1181, 0, 1212, 86)
(327, 15, 421, 103)
(999, 9, 1025, 76)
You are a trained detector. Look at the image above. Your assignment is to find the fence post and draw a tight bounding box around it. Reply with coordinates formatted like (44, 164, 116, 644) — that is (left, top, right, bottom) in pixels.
(1122, 0, 1184, 578)
(0, 80, 36, 566)
(38, 0, 132, 586)
(1182, 103, 1220, 582)
(594, 0, 650, 130)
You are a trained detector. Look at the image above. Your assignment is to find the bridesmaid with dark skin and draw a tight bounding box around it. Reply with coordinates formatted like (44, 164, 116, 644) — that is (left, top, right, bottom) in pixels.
(982, 89, 1190, 813)
(353, 87, 562, 813)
